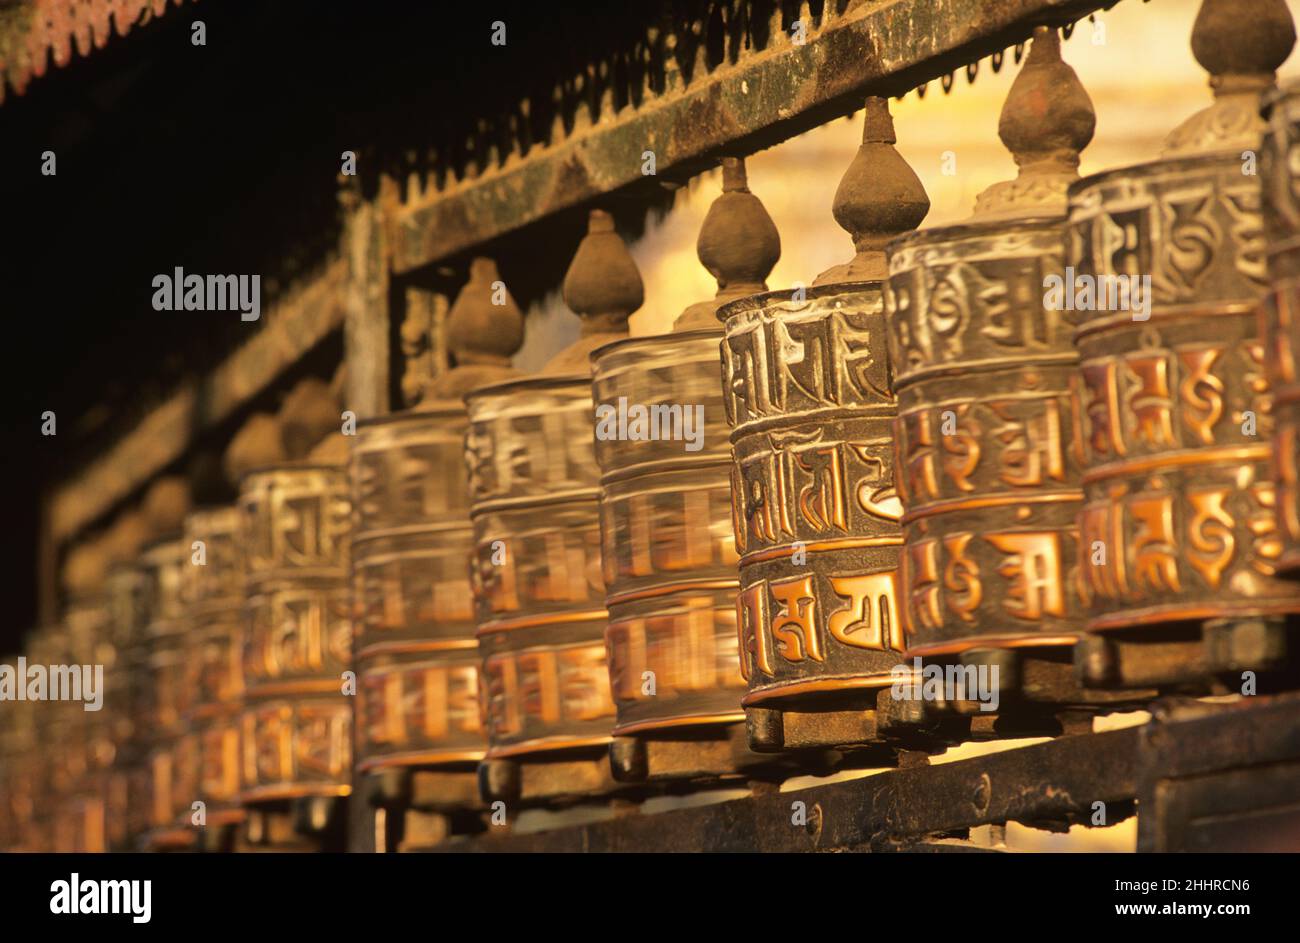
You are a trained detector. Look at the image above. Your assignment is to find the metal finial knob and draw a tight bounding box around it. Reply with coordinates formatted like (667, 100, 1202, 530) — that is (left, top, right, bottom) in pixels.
(103, 508, 150, 565)
(224, 412, 287, 482)
(278, 377, 340, 459)
(677, 156, 781, 330)
(141, 475, 192, 539)
(562, 209, 645, 334)
(62, 540, 108, 598)
(426, 257, 525, 400)
(815, 96, 930, 286)
(1165, 0, 1296, 156)
(973, 26, 1095, 220)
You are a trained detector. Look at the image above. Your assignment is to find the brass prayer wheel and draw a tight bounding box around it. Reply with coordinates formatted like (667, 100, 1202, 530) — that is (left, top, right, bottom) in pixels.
(1264, 78, 1300, 576)
(719, 97, 928, 753)
(351, 258, 522, 844)
(886, 28, 1141, 715)
(59, 540, 114, 853)
(1071, 0, 1300, 690)
(0, 691, 37, 851)
(466, 209, 639, 806)
(26, 621, 79, 851)
(103, 508, 150, 850)
(591, 158, 809, 783)
(138, 476, 197, 850)
(236, 395, 352, 834)
(182, 504, 246, 846)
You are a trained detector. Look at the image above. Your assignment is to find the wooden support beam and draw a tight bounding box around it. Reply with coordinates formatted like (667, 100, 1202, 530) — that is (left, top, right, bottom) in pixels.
(390, 0, 1112, 274)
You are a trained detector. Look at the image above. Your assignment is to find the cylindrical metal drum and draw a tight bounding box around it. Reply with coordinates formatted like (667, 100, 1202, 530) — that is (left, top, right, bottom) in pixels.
(720, 284, 909, 751)
(182, 506, 246, 845)
(718, 97, 929, 753)
(26, 623, 78, 851)
(1070, 1, 1300, 689)
(237, 465, 353, 812)
(589, 157, 812, 783)
(591, 331, 750, 780)
(1263, 80, 1300, 575)
(351, 409, 484, 810)
(885, 27, 1147, 717)
(0, 680, 38, 851)
(62, 588, 111, 853)
(466, 209, 641, 807)
(139, 535, 197, 850)
(466, 377, 621, 803)
(104, 556, 147, 849)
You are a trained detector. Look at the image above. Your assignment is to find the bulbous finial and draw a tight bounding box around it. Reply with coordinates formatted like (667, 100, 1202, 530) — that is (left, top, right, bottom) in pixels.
(279, 377, 339, 459)
(62, 539, 108, 599)
(815, 97, 930, 286)
(973, 27, 1095, 220)
(223, 412, 287, 482)
(104, 508, 150, 566)
(1164, 0, 1296, 156)
(545, 209, 644, 374)
(677, 157, 781, 330)
(425, 257, 524, 401)
(142, 475, 192, 539)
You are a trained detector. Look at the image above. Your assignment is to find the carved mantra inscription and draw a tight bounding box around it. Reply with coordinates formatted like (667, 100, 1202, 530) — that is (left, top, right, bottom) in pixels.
(1070, 156, 1300, 629)
(722, 287, 904, 699)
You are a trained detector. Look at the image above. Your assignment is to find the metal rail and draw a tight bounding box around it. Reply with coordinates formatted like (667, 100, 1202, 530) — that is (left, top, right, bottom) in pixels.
(427, 692, 1300, 852)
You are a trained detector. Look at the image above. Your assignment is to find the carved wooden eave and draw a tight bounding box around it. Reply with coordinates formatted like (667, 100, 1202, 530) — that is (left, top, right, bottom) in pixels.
(390, 0, 1116, 275)
(0, 0, 192, 104)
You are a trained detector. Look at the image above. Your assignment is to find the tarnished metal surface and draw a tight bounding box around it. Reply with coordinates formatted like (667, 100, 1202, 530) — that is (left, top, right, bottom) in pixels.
(426, 690, 1300, 852)
(61, 590, 113, 853)
(717, 98, 928, 752)
(237, 465, 353, 805)
(351, 409, 484, 776)
(591, 331, 746, 766)
(104, 561, 147, 848)
(1068, 3, 1300, 693)
(465, 210, 642, 805)
(884, 29, 1102, 712)
(890, 215, 1083, 657)
(138, 536, 196, 850)
(587, 156, 786, 783)
(1070, 154, 1296, 630)
(182, 506, 246, 832)
(0, 0, 192, 104)
(720, 284, 905, 736)
(465, 379, 616, 775)
(1263, 80, 1300, 574)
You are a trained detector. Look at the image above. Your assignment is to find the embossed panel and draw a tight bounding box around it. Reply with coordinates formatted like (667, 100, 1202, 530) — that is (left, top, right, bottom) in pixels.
(887, 218, 1086, 655)
(721, 285, 905, 708)
(1070, 153, 1300, 630)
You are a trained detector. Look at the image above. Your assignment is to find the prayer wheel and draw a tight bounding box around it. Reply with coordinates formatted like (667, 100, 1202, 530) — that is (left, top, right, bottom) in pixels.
(719, 97, 932, 753)
(26, 622, 77, 851)
(237, 385, 352, 849)
(138, 476, 197, 851)
(102, 508, 150, 850)
(59, 540, 113, 852)
(351, 258, 522, 847)
(886, 28, 1147, 719)
(1071, 0, 1300, 690)
(591, 158, 818, 782)
(466, 210, 639, 807)
(0, 689, 37, 851)
(182, 503, 247, 849)
(1264, 77, 1300, 584)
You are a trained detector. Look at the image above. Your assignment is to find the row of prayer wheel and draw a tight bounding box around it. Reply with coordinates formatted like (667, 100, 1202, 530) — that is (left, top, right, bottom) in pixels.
(6, 0, 1300, 850)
